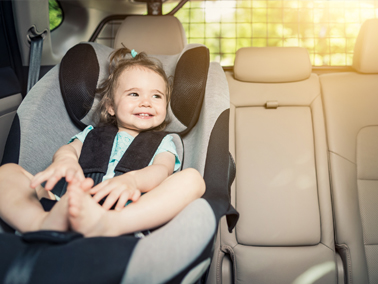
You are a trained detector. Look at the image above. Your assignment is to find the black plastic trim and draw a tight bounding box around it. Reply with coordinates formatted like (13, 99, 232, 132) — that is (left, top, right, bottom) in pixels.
(0, 67, 21, 99)
(0, 1, 25, 96)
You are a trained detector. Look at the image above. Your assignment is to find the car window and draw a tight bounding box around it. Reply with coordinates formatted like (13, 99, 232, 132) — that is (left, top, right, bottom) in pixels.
(91, 0, 378, 67)
(163, 0, 378, 66)
(49, 0, 63, 31)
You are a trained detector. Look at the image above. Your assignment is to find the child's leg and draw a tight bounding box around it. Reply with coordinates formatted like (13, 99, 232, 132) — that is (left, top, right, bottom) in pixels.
(68, 168, 206, 237)
(0, 163, 69, 233)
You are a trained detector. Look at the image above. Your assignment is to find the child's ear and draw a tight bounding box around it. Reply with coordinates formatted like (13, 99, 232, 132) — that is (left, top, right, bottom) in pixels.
(107, 104, 115, 116)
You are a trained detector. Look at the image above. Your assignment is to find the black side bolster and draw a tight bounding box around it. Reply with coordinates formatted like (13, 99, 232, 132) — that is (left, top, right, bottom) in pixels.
(59, 43, 99, 130)
(203, 109, 239, 233)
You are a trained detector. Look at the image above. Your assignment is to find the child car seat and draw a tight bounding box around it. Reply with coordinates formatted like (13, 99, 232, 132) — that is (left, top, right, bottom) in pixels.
(0, 41, 238, 284)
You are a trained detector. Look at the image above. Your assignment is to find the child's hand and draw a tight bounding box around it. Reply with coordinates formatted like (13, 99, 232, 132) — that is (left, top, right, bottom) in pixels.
(90, 175, 141, 211)
(31, 158, 84, 191)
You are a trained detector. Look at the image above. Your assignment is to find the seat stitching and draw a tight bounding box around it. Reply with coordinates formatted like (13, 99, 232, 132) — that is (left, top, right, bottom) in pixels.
(329, 150, 356, 165)
(320, 241, 336, 252)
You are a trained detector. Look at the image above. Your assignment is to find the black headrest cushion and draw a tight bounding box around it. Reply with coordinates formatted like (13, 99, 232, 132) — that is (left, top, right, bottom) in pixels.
(59, 44, 99, 130)
(171, 46, 209, 136)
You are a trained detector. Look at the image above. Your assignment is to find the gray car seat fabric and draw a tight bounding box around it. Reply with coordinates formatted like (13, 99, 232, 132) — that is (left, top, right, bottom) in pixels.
(320, 18, 378, 284)
(0, 41, 236, 283)
(207, 47, 337, 284)
(123, 198, 216, 284)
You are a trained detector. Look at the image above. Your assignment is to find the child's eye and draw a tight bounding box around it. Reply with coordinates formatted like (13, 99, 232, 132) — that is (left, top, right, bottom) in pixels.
(128, 92, 139, 97)
(153, 94, 163, 99)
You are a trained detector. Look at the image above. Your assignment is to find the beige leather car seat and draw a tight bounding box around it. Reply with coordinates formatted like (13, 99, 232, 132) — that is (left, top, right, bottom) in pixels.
(113, 15, 187, 55)
(208, 47, 338, 284)
(320, 18, 378, 284)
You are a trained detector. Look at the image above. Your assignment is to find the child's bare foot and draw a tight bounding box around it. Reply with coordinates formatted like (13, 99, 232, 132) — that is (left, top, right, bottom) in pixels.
(67, 181, 119, 237)
(39, 194, 69, 231)
(38, 178, 93, 232)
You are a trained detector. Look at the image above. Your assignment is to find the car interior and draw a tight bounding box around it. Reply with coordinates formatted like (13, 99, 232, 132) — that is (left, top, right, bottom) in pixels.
(1, 0, 378, 283)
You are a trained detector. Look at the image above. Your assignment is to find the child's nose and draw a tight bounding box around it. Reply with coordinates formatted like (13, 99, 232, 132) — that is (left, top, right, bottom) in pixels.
(140, 97, 151, 107)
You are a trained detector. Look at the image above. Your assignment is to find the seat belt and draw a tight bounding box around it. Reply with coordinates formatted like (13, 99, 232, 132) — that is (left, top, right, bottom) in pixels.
(26, 26, 47, 93)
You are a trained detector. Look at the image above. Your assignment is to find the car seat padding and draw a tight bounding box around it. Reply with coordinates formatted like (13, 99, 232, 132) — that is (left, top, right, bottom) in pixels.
(171, 46, 209, 135)
(59, 43, 99, 131)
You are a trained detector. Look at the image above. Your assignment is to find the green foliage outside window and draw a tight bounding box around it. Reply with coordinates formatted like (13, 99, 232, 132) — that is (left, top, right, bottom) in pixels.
(164, 0, 378, 66)
(49, 0, 62, 31)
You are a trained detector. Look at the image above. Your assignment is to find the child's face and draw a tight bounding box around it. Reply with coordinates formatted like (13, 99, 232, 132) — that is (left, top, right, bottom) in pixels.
(108, 66, 167, 136)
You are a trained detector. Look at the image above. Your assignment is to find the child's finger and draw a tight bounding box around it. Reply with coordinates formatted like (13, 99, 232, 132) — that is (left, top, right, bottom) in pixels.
(65, 169, 76, 182)
(89, 181, 107, 195)
(102, 187, 123, 210)
(30, 169, 53, 188)
(80, 178, 94, 192)
(115, 191, 130, 211)
(75, 171, 85, 182)
(131, 189, 141, 202)
(92, 184, 113, 202)
(44, 172, 63, 190)
(44, 178, 58, 191)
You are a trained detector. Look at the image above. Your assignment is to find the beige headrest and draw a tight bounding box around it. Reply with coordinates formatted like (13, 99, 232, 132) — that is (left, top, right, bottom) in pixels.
(353, 19, 378, 74)
(114, 16, 187, 55)
(234, 47, 312, 83)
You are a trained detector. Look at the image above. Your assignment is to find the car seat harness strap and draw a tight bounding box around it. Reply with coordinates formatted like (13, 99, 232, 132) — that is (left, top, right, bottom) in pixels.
(80, 125, 168, 183)
(52, 125, 168, 197)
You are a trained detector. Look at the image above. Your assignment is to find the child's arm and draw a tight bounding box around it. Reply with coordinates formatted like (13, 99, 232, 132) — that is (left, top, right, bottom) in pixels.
(30, 139, 84, 191)
(90, 151, 175, 210)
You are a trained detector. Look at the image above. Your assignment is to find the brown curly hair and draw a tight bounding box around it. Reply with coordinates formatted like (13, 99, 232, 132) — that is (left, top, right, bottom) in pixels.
(94, 47, 172, 131)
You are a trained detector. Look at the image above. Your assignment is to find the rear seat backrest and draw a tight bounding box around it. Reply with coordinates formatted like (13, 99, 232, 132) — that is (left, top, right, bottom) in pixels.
(320, 18, 378, 284)
(208, 47, 337, 284)
(113, 15, 187, 55)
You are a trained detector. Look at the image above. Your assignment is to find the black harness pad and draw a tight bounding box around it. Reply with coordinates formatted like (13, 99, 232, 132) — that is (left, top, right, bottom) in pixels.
(53, 126, 169, 197)
(78, 125, 118, 175)
(115, 130, 168, 175)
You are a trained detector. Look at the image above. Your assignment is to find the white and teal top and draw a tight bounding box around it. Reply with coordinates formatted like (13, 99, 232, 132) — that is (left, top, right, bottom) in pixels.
(70, 125, 181, 182)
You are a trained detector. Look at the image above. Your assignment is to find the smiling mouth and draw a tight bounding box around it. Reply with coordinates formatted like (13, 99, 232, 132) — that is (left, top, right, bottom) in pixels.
(135, 113, 153, 118)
